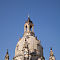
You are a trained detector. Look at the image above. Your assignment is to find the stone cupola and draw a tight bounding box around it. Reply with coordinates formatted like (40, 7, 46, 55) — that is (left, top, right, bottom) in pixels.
(24, 17, 34, 36)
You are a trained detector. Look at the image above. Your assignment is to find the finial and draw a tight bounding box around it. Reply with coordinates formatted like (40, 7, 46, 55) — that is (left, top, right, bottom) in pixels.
(7, 49, 8, 51)
(50, 48, 52, 50)
(27, 13, 31, 22)
(6, 49, 8, 54)
(28, 13, 30, 18)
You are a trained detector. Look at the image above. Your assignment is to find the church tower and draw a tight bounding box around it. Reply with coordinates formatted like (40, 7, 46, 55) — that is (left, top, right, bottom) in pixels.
(49, 48, 55, 60)
(23, 16, 34, 37)
(5, 49, 9, 60)
(13, 17, 45, 60)
(24, 17, 34, 33)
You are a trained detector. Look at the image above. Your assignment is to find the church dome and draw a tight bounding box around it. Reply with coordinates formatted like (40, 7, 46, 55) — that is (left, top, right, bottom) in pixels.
(13, 17, 44, 60)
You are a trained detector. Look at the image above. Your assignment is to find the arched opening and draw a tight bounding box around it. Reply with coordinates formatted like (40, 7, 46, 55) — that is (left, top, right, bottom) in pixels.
(30, 25, 32, 31)
(26, 25, 27, 32)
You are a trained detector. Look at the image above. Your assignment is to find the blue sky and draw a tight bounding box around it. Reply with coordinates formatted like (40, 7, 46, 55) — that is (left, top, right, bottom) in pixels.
(0, 0, 60, 60)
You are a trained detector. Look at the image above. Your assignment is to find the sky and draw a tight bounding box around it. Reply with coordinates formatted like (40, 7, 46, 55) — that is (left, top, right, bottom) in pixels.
(0, 0, 60, 60)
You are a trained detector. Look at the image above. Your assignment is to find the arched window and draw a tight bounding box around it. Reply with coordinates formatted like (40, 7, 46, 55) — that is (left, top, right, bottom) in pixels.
(30, 25, 32, 31)
(26, 25, 27, 31)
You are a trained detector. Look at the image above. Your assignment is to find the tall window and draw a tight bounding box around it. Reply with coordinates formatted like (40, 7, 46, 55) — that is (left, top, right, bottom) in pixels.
(30, 25, 32, 31)
(26, 25, 27, 32)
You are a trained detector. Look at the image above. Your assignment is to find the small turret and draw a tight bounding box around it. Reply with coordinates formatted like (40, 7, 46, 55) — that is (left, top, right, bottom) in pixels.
(24, 17, 35, 36)
(5, 49, 9, 60)
(50, 48, 53, 56)
(49, 48, 55, 60)
(24, 17, 34, 32)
